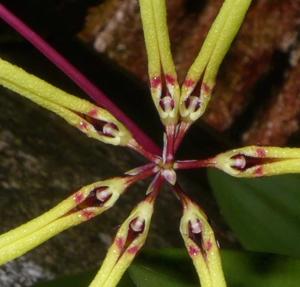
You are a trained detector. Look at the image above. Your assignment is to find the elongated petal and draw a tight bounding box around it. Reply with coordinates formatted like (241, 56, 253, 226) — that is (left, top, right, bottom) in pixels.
(180, 197, 226, 287)
(89, 175, 163, 287)
(181, 0, 235, 99)
(151, 0, 178, 89)
(139, 0, 160, 82)
(139, 0, 179, 125)
(180, 0, 252, 123)
(199, 0, 252, 113)
(214, 146, 300, 177)
(0, 177, 127, 266)
(89, 200, 154, 287)
(0, 210, 90, 265)
(0, 58, 132, 146)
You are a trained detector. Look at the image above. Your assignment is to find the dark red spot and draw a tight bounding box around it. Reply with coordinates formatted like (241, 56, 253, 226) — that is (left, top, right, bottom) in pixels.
(150, 76, 161, 88)
(88, 108, 98, 118)
(79, 111, 119, 138)
(183, 79, 195, 88)
(127, 246, 139, 255)
(255, 166, 264, 177)
(256, 148, 266, 158)
(81, 210, 94, 220)
(74, 192, 84, 204)
(205, 240, 213, 252)
(116, 237, 125, 250)
(188, 245, 200, 256)
(201, 82, 212, 94)
(165, 74, 176, 86)
(79, 121, 89, 131)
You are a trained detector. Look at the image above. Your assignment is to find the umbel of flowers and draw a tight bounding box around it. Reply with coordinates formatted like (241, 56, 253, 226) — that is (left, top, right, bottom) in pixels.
(1, 1, 300, 286)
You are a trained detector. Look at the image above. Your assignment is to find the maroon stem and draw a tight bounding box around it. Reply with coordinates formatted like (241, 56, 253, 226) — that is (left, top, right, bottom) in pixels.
(125, 163, 157, 186)
(174, 158, 215, 170)
(128, 139, 160, 162)
(173, 183, 206, 212)
(165, 124, 176, 163)
(174, 121, 191, 153)
(0, 4, 160, 155)
(172, 183, 190, 208)
(146, 173, 164, 203)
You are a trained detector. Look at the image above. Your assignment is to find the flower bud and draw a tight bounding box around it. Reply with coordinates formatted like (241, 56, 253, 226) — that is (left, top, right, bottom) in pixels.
(139, 0, 180, 126)
(90, 199, 155, 287)
(179, 0, 252, 124)
(180, 199, 226, 287)
(0, 177, 127, 266)
(214, 146, 300, 177)
(0, 58, 133, 147)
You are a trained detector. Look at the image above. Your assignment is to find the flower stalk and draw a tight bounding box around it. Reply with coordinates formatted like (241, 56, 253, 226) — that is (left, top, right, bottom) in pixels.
(175, 146, 300, 178)
(174, 158, 215, 171)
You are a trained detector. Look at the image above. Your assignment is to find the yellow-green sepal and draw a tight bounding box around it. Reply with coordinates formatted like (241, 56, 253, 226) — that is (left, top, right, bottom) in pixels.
(214, 146, 300, 177)
(0, 177, 127, 266)
(180, 0, 252, 123)
(180, 199, 226, 287)
(0, 58, 132, 146)
(89, 200, 154, 287)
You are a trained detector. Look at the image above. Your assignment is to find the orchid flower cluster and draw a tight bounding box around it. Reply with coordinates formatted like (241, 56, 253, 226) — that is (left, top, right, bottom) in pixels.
(1, 1, 300, 286)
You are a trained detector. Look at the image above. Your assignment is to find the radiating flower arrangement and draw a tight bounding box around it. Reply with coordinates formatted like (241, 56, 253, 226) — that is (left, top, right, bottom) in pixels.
(1, 0, 300, 286)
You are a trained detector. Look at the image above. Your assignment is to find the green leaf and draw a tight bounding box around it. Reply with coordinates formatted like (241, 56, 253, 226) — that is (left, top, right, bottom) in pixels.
(222, 250, 300, 287)
(34, 270, 135, 287)
(129, 264, 196, 287)
(139, 249, 300, 287)
(34, 249, 300, 287)
(208, 169, 300, 257)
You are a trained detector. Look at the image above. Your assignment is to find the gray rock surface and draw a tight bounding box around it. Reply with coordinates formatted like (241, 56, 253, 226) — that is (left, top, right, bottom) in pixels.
(0, 89, 183, 285)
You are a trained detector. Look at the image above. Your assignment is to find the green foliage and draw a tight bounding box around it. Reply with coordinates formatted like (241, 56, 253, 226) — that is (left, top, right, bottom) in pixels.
(208, 169, 300, 257)
(35, 249, 300, 287)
